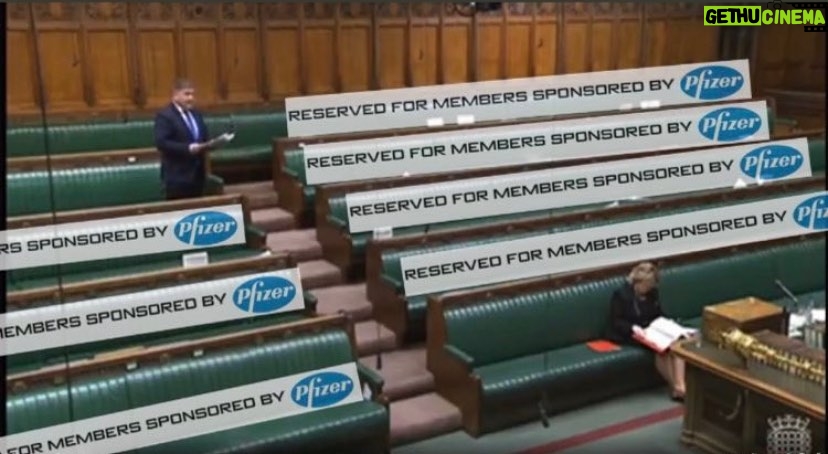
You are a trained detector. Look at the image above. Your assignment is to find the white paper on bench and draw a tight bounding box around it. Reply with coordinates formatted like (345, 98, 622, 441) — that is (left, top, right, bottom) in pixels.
(400, 190, 828, 296)
(286, 59, 752, 137)
(0, 363, 362, 454)
(0, 268, 305, 356)
(345, 137, 812, 233)
(302, 100, 770, 186)
(182, 251, 209, 268)
(0, 204, 247, 271)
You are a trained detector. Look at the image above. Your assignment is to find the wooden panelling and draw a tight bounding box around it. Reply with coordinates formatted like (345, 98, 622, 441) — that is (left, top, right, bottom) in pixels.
(7, 2, 824, 123)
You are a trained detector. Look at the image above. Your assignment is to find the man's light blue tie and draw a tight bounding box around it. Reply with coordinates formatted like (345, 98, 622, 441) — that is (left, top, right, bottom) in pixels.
(184, 111, 199, 140)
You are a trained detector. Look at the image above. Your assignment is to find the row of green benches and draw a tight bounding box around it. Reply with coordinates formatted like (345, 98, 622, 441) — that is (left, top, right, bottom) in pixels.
(320, 137, 827, 276)
(7, 111, 288, 182)
(426, 236, 825, 435)
(275, 106, 795, 225)
(7, 315, 391, 454)
(365, 176, 825, 342)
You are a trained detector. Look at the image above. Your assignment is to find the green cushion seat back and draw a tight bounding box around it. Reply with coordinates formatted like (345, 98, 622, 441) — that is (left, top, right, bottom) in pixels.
(7, 164, 163, 217)
(809, 139, 825, 173)
(6, 386, 72, 433)
(284, 149, 307, 183)
(126, 329, 353, 407)
(6, 122, 155, 157)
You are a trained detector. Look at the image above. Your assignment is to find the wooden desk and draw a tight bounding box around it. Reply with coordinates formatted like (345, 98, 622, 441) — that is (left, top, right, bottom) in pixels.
(672, 340, 825, 454)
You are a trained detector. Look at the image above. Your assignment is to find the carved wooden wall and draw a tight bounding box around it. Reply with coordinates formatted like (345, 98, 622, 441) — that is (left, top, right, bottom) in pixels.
(7, 2, 819, 123)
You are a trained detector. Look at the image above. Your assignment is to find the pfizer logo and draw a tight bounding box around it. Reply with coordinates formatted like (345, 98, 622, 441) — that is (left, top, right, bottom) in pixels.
(698, 107, 762, 142)
(174, 211, 238, 246)
(740, 145, 804, 181)
(681, 65, 745, 100)
(291, 371, 354, 408)
(233, 276, 296, 314)
(793, 194, 828, 230)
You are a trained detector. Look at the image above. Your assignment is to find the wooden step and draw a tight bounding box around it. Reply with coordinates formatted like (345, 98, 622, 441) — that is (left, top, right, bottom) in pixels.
(224, 181, 279, 209)
(359, 346, 433, 401)
(312, 283, 373, 321)
(251, 207, 295, 232)
(354, 320, 397, 356)
(389, 393, 463, 447)
(266, 229, 323, 262)
(298, 260, 343, 289)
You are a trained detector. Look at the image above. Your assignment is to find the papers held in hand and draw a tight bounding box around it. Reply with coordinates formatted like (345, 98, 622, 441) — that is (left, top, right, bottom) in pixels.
(207, 132, 235, 148)
(633, 317, 697, 353)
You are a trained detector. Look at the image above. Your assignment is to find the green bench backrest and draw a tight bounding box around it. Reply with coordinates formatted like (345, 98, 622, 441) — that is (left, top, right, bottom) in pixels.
(444, 238, 825, 367)
(6, 113, 288, 158)
(7, 164, 163, 216)
(6, 244, 253, 287)
(6, 329, 353, 434)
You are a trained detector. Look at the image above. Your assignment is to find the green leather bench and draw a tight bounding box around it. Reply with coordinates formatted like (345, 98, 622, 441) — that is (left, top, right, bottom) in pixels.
(7, 163, 224, 217)
(430, 237, 825, 436)
(283, 107, 788, 211)
(7, 327, 390, 454)
(6, 112, 288, 182)
(376, 183, 822, 343)
(5, 236, 267, 292)
(320, 137, 825, 277)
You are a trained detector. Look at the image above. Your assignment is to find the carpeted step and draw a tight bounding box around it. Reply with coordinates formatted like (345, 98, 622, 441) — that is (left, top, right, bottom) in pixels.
(224, 181, 280, 209)
(389, 393, 463, 447)
(312, 283, 373, 321)
(266, 229, 323, 262)
(355, 320, 398, 356)
(298, 260, 343, 289)
(251, 207, 296, 232)
(359, 346, 434, 401)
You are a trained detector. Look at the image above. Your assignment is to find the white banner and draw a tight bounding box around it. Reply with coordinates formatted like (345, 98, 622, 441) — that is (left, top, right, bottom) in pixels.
(0, 205, 247, 271)
(303, 100, 770, 185)
(400, 191, 828, 296)
(0, 268, 305, 357)
(286, 60, 752, 137)
(0, 363, 362, 454)
(346, 139, 813, 233)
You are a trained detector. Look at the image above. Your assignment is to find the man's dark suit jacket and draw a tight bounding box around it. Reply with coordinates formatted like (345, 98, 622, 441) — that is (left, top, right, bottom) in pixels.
(154, 103, 210, 193)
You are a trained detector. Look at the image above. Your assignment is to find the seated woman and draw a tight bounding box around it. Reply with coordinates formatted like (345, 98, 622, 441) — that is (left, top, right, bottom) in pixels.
(607, 261, 686, 401)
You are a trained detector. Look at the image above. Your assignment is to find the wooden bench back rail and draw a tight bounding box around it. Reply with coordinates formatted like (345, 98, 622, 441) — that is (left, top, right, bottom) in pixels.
(6, 252, 293, 308)
(7, 314, 356, 393)
(7, 148, 159, 172)
(363, 173, 826, 289)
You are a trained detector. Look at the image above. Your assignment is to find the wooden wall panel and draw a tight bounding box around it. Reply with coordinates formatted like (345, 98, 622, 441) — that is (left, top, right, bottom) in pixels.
(7, 2, 823, 123)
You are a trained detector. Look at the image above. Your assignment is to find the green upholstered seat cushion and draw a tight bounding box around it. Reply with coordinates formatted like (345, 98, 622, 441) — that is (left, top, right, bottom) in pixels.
(210, 145, 272, 164)
(475, 344, 651, 405)
(138, 401, 388, 454)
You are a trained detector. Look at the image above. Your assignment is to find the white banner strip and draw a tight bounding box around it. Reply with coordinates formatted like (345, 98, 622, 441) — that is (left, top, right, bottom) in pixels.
(401, 191, 828, 296)
(345, 138, 813, 233)
(286, 59, 752, 137)
(0, 363, 362, 454)
(0, 205, 247, 271)
(303, 100, 771, 185)
(0, 268, 305, 357)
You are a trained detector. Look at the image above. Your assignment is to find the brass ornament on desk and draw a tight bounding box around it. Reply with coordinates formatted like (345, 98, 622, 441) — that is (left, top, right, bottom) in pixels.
(720, 329, 826, 387)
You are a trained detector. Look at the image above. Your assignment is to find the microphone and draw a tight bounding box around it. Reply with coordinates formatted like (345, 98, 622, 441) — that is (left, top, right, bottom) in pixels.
(538, 300, 551, 428)
(775, 279, 800, 310)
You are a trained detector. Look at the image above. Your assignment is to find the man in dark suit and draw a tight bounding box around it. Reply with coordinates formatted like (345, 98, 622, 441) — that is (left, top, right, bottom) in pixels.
(154, 78, 212, 200)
